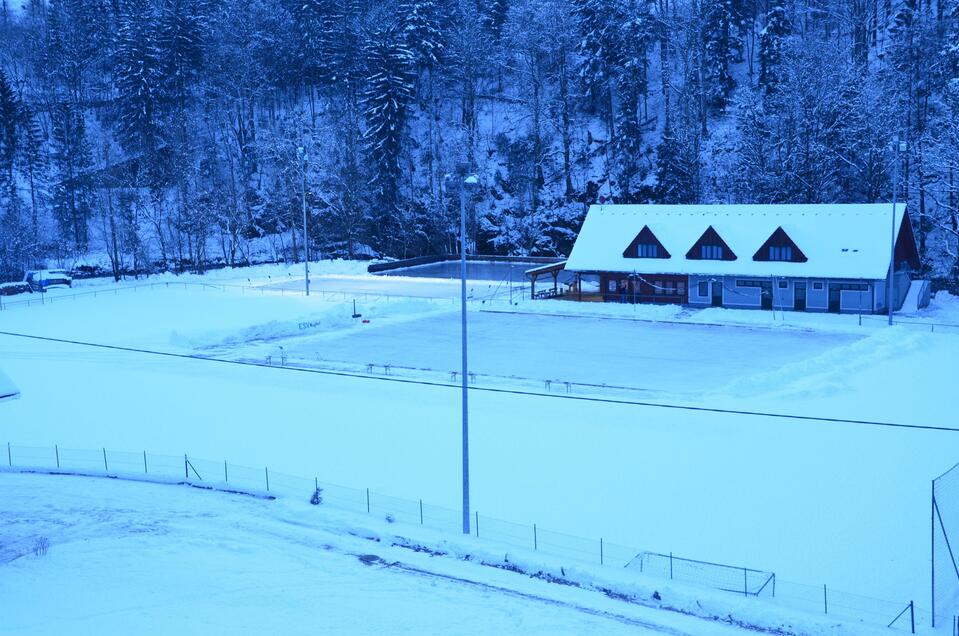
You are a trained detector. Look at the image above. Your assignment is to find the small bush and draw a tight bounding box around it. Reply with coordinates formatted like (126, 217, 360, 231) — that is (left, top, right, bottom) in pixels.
(33, 537, 49, 557)
(385, 514, 395, 524)
(310, 488, 323, 505)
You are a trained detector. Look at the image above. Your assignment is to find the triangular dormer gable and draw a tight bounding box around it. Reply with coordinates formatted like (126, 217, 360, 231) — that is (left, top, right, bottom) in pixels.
(752, 227, 808, 263)
(686, 226, 737, 261)
(623, 226, 671, 259)
(893, 211, 921, 271)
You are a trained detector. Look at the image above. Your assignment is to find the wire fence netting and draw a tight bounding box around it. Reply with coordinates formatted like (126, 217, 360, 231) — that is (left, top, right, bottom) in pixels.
(934, 462, 959, 627)
(0, 442, 929, 631)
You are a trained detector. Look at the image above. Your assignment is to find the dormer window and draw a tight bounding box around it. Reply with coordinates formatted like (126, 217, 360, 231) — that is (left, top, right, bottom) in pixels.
(700, 245, 725, 260)
(687, 226, 737, 261)
(769, 245, 793, 261)
(754, 227, 807, 263)
(624, 226, 670, 259)
(638, 243, 659, 258)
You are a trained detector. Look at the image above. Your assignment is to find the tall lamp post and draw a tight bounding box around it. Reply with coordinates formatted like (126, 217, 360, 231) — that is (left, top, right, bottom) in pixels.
(297, 146, 310, 296)
(888, 137, 906, 325)
(458, 170, 479, 535)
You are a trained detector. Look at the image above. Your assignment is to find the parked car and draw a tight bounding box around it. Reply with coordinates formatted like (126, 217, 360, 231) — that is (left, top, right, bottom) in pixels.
(0, 281, 31, 296)
(25, 269, 73, 292)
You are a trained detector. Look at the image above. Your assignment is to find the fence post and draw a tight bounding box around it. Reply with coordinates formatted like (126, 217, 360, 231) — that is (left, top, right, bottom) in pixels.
(143, 451, 148, 473)
(670, 552, 674, 579)
(534, 524, 538, 550)
(366, 488, 370, 513)
(475, 511, 479, 538)
(224, 461, 228, 483)
(772, 573, 776, 598)
(102, 448, 108, 472)
(419, 499, 423, 525)
(264, 467, 270, 491)
(55, 445, 59, 469)
(184, 454, 189, 479)
(743, 568, 748, 597)
(600, 538, 604, 565)
(824, 584, 828, 614)
(6, 442, 9, 466)
(911, 600, 915, 634)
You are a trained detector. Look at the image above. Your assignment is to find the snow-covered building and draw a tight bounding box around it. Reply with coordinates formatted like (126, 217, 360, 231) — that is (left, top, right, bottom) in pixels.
(560, 204, 921, 313)
(0, 368, 20, 403)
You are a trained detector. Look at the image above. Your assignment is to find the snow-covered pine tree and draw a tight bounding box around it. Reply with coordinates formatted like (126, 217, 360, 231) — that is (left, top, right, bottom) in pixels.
(157, 0, 205, 109)
(758, 5, 790, 95)
(400, 0, 446, 69)
(483, 0, 509, 41)
(573, 0, 624, 134)
(361, 25, 415, 254)
(113, 0, 165, 160)
(50, 100, 94, 250)
(0, 68, 18, 189)
(289, 0, 340, 87)
(18, 103, 47, 263)
(614, 5, 653, 197)
(702, 0, 736, 109)
(655, 125, 698, 203)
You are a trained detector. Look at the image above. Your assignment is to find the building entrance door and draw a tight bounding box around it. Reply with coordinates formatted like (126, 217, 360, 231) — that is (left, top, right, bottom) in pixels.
(828, 285, 841, 313)
(794, 282, 806, 311)
(711, 282, 723, 307)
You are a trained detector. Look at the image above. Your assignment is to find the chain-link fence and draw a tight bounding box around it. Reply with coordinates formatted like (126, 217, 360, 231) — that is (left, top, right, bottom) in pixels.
(0, 442, 926, 631)
(934, 462, 959, 628)
(0, 278, 532, 311)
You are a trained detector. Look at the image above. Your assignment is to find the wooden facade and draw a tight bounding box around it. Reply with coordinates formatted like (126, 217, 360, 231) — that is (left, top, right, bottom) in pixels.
(599, 273, 688, 304)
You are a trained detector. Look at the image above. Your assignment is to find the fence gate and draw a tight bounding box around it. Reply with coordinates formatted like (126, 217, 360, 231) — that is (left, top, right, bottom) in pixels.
(933, 462, 959, 628)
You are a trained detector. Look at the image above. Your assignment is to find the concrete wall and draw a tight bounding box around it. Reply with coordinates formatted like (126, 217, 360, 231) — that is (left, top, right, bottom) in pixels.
(687, 275, 712, 307)
(806, 281, 829, 311)
(873, 271, 911, 312)
(840, 288, 873, 312)
(721, 277, 762, 309)
(772, 279, 793, 310)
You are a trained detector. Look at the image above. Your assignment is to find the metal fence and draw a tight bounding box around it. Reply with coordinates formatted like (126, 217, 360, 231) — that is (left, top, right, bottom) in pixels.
(859, 314, 959, 334)
(934, 462, 959, 628)
(0, 280, 529, 311)
(0, 441, 930, 631)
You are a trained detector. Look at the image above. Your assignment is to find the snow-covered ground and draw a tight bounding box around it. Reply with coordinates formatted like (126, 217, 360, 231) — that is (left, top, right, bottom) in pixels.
(0, 264, 956, 629)
(0, 472, 900, 636)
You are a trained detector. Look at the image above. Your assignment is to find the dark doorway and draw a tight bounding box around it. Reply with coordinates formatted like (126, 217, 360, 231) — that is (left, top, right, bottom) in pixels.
(828, 285, 841, 313)
(711, 282, 723, 307)
(760, 282, 773, 310)
(794, 283, 806, 311)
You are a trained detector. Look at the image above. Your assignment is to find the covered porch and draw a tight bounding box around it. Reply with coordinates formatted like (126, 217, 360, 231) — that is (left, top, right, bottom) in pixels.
(526, 261, 568, 299)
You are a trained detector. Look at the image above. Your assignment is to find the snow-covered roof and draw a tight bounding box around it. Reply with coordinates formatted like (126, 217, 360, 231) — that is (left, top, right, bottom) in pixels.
(566, 203, 909, 280)
(0, 368, 20, 403)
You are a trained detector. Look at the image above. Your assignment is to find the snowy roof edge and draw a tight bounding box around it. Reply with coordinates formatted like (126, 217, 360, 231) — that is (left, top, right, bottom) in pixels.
(565, 203, 909, 280)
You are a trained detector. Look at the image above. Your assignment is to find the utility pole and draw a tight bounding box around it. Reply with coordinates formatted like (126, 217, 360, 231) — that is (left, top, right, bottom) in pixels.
(888, 138, 906, 325)
(298, 146, 310, 296)
(458, 170, 479, 535)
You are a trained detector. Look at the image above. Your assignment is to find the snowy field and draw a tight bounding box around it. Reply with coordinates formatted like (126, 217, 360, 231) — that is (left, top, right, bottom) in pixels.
(1, 472, 768, 636)
(0, 264, 957, 624)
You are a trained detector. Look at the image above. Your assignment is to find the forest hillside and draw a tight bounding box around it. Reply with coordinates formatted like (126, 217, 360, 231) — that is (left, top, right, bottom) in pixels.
(0, 0, 957, 282)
